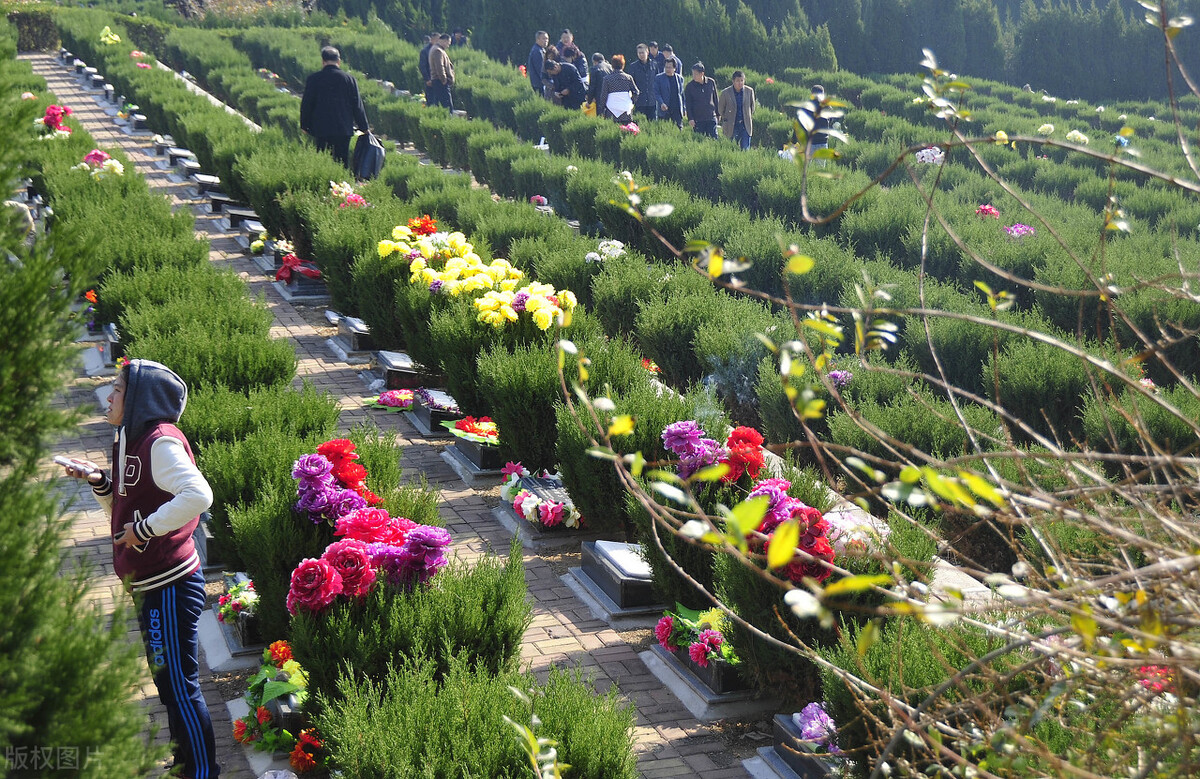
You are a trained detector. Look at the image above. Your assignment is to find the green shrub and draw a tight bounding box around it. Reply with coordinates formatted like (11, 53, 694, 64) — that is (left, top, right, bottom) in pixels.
(129, 329, 296, 394)
(1080, 383, 1200, 455)
(828, 389, 1001, 462)
(236, 143, 348, 238)
(589, 251, 668, 339)
(180, 382, 339, 451)
(984, 338, 1096, 443)
(319, 656, 638, 779)
(290, 542, 531, 703)
(308, 185, 411, 312)
(819, 619, 1021, 779)
(510, 232, 603, 308)
(633, 284, 729, 387)
(198, 427, 319, 568)
(119, 292, 272, 344)
(477, 321, 644, 473)
(96, 265, 247, 328)
(351, 244, 413, 350)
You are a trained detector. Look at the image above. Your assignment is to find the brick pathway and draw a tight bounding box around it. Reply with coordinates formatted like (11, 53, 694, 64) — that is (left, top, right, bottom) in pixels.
(29, 53, 754, 778)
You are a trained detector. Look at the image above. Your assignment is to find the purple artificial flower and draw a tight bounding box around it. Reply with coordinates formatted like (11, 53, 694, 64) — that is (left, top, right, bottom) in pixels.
(395, 525, 452, 586)
(295, 484, 334, 521)
(407, 248, 423, 260)
(293, 454, 335, 482)
(747, 485, 797, 534)
(510, 292, 530, 313)
(827, 370, 853, 389)
(677, 438, 725, 480)
(794, 702, 839, 753)
(429, 279, 444, 294)
(327, 487, 368, 521)
(365, 542, 408, 587)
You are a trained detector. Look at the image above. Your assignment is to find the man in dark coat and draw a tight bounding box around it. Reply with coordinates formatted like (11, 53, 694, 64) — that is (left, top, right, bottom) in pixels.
(586, 52, 611, 107)
(299, 46, 369, 168)
(427, 33, 455, 109)
(527, 31, 549, 97)
(627, 43, 659, 120)
(547, 59, 586, 110)
(418, 34, 434, 104)
(684, 61, 719, 138)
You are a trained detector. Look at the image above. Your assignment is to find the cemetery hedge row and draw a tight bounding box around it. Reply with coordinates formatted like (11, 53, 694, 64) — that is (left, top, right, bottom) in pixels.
(50, 9, 1187, 714)
(50, 12, 640, 773)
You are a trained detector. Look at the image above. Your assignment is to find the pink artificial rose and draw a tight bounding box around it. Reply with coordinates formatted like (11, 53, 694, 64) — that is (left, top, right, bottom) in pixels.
(335, 507, 394, 543)
(321, 539, 377, 598)
(383, 515, 417, 546)
(538, 501, 565, 527)
(512, 490, 533, 518)
(654, 615, 677, 651)
(83, 149, 110, 166)
(231, 601, 243, 612)
(688, 641, 711, 668)
(286, 558, 343, 615)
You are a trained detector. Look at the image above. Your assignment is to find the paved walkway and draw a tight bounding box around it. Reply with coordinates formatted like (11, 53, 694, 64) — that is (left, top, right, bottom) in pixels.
(30, 53, 754, 778)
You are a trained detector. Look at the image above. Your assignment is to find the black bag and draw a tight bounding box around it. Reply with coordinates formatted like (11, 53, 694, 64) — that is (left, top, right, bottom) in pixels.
(351, 132, 385, 180)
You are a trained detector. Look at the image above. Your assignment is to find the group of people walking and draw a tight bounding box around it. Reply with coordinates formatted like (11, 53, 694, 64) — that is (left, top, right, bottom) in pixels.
(527, 30, 762, 148)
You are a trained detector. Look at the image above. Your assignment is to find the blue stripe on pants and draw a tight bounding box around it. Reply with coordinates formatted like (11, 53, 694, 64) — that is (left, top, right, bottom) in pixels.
(137, 570, 220, 778)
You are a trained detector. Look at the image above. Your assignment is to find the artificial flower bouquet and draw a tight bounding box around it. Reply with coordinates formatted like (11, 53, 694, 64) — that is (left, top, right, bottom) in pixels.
(585, 239, 626, 263)
(473, 281, 578, 331)
(791, 702, 842, 756)
(500, 462, 582, 529)
(378, 216, 524, 300)
(416, 387, 459, 413)
(365, 388, 414, 412)
(655, 605, 741, 669)
(660, 421, 766, 483)
(291, 439, 382, 526)
(72, 149, 124, 180)
(330, 179, 370, 208)
(285, 510, 451, 615)
(35, 104, 73, 139)
(442, 415, 499, 445)
(217, 578, 258, 624)
(232, 640, 310, 754)
(275, 253, 321, 284)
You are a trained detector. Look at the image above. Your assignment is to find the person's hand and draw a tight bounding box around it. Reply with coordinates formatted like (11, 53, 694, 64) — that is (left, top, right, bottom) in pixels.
(426, 80, 433, 87)
(113, 522, 141, 549)
(660, 103, 667, 111)
(689, 119, 695, 128)
(61, 458, 104, 485)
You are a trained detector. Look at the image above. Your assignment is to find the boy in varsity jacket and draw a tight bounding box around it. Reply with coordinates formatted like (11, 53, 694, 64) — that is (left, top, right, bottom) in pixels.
(63, 359, 219, 779)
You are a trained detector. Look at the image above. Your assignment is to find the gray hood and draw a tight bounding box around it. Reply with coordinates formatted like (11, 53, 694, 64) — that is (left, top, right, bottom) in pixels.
(115, 359, 188, 495)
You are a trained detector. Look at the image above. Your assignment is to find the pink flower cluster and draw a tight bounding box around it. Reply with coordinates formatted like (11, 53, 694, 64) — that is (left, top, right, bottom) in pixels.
(975, 204, 999, 219)
(747, 477, 835, 583)
(286, 508, 452, 614)
(654, 614, 678, 651)
(1005, 223, 1035, 239)
(41, 104, 72, 133)
(82, 149, 110, 167)
(340, 193, 368, 208)
(688, 629, 723, 668)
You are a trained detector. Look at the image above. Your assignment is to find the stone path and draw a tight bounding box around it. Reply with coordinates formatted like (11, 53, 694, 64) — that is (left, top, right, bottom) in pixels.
(30, 53, 756, 778)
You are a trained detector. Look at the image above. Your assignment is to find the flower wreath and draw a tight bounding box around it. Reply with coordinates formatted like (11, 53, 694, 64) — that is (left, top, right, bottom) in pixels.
(499, 462, 582, 529)
(366, 389, 414, 412)
(442, 416, 499, 445)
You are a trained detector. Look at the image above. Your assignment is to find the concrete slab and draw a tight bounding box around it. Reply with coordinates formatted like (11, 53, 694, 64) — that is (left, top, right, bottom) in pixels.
(638, 645, 780, 723)
(562, 568, 665, 630)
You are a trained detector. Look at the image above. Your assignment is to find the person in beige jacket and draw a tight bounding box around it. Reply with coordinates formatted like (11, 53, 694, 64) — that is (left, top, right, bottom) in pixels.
(718, 71, 755, 149)
(427, 33, 455, 110)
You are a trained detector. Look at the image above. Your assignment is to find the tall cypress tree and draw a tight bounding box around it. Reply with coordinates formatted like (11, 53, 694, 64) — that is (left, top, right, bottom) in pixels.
(0, 29, 164, 779)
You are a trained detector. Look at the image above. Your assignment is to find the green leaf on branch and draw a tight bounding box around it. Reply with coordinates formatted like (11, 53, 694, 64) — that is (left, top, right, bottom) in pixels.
(729, 495, 769, 536)
(824, 574, 893, 597)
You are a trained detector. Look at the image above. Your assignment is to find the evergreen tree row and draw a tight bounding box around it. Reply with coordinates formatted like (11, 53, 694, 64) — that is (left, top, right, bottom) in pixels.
(328, 0, 1200, 103)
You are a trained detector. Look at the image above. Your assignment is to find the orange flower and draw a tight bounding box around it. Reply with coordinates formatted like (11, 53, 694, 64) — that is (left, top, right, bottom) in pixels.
(256, 705, 272, 725)
(289, 744, 317, 772)
(85, 290, 97, 304)
(269, 640, 293, 666)
(232, 719, 249, 742)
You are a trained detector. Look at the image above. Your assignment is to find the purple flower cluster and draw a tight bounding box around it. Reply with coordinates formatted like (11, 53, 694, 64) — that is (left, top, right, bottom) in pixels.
(365, 524, 452, 589)
(293, 454, 367, 525)
(793, 702, 840, 753)
(511, 291, 530, 313)
(429, 279, 445, 294)
(661, 421, 724, 479)
(1005, 223, 1036, 239)
(747, 484, 802, 535)
(828, 370, 853, 389)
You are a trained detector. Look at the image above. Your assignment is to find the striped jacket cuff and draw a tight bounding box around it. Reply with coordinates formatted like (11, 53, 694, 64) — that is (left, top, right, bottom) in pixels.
(92, 474, 112, 497)
(132, 520, 154, 543)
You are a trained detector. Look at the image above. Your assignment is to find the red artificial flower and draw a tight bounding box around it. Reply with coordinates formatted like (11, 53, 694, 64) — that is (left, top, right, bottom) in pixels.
(232, 719, 250, 743)
(285, 558, 343, 615)
(290, 743, 317, 772)
(722, 426, 766, 482)
(256, 706, 272, 725)
(333, 460, 367, 485)
(654, 615, 677, 651)
(269, 640, 293, 666)
(85, 289, 98, 304)
(408, 214, 438, 235)
(320, 539, 377, 599)
(317, 438, 357, 462)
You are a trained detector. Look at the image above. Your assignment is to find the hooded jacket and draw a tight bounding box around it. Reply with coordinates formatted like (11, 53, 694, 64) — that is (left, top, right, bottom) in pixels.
(92, 360, 213, 592)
